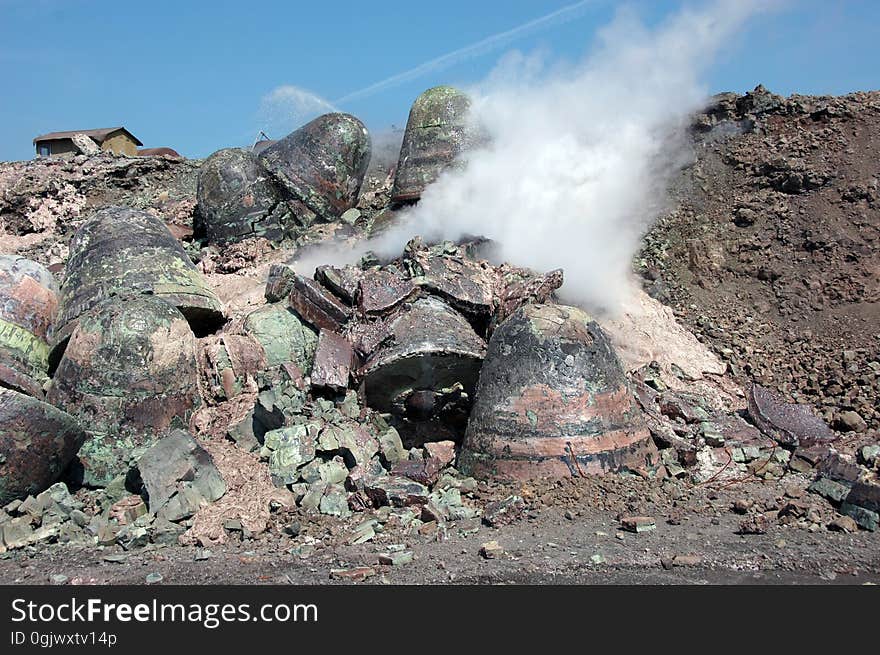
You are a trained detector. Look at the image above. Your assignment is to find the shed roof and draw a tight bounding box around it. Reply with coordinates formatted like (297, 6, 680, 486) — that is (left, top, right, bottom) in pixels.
(33, 127, 143, 146)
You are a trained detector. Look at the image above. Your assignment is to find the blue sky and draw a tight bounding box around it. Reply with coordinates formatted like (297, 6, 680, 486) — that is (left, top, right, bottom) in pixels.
(1, 0, 878, 161)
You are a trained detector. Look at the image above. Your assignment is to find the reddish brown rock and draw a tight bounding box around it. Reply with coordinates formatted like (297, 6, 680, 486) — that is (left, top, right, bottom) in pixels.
(0, 387, 86, 505)
(748, 384, 836, 448)
(311, 330, 354, 392)
(357, 269, 416, 315)
(460, 304, 657, 480)
(287, 274, 351, 332)
(0, 256, 58, 398)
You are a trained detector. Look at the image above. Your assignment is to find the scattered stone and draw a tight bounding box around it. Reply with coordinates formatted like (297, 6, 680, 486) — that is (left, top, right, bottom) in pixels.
(145, 572, 163, 585)
(378, 551, 413, 566)
(621, 516, 656, 533)
(479, 540, 504, 559)
(424, 441, 456, 469)
(482, 495, 525, 528)
(364, 476, 429, 508)
(835, 410, 867, 433)
(330, 566, 375, 581)
(49, 573, 68, 585)
(827, 515, 858, 533)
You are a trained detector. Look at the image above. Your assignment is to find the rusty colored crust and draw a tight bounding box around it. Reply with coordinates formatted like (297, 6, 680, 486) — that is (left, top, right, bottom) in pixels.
(0, 387, 86, 504)
(0, 256, 58, 397)
(460, 304, 657, 480)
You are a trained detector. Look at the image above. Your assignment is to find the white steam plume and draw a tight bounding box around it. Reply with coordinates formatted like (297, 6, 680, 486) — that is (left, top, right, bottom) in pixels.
(258, 85, 339, 138)
(315, 0, 766, 314)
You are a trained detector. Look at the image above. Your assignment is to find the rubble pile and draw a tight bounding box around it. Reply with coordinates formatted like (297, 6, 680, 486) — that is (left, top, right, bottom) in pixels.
(0, 88, 878, 578)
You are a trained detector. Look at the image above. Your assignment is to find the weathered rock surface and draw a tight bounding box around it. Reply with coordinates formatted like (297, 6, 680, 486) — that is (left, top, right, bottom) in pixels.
(460, 304, 657, 480)
(47, 296, 200, 487)
(258, 113, 371, 222)
(0, 255, 58, 397)
(391, 86, 473, 203)
(196, 148, 289, 244)
(361, 296, 486, 413)
(51, 206, 224, 362)
(748, 384, 837, 448)
(243, 303, 317, 371)
(0, 388, 86, 504)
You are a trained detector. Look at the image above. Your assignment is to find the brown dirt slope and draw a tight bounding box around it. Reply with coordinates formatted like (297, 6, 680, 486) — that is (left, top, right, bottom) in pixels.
(641, 87, 880, 433)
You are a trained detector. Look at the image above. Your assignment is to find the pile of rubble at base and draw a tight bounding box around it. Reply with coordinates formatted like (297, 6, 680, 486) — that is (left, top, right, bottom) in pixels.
(2, 88, 879, 560)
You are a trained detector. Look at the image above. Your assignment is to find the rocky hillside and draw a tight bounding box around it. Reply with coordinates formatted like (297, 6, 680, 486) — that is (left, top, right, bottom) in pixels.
(641, 86, 880, 433)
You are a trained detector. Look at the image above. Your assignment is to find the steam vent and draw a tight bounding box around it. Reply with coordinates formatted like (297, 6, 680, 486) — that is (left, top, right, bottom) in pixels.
(196, 147, 287, 244)
(258, 113, 372, 221)
(0, 387, 86, 505)
(50, 206, 225, 363)
(47, 296, 201, 487)
(391, 86, 473, 203)
(0, 256, 58, 398)
(460, 304, 657, 480)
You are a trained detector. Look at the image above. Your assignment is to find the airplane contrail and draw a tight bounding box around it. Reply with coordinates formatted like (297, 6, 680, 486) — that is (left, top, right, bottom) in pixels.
(332, 0, 600, 106)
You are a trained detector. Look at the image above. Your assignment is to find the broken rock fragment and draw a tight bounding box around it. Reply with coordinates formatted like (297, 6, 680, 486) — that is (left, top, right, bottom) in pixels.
(747, 384, 836, 448)
(0, 256, 58, 397)
(361, 296, 486, 413)
(0, 387, 86, 505)
(287, 274, 351, 332)
(311, 329, 353, 392)
(460, 304, 657, 480)
(136, 430, 226, 522)
(47, 296, 200, 487)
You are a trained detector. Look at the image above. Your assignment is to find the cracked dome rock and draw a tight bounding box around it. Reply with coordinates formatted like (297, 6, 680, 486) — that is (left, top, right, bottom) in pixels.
(196, 148, 289, 245)
(360, 296, 487, 413)
(459, 304, 657, 480)
(0, 256, 58, 398)
(51, 206, 225, 365)
(258, 113, 371, 221)
(46, 296, 201, 488)
(0, 387, 86, 505)
(391, 86, 473, 204)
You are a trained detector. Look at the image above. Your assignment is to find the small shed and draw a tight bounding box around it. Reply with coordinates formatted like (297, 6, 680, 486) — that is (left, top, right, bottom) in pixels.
(33, 127, 143, 157)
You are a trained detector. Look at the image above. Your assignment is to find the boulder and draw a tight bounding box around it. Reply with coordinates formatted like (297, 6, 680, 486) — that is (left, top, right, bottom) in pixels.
(136, 430, 226, 522)
(196, 148, 289, 244)
(47, 297, 200, 487)
(243, 303, 317, 371)
(747, 384, 836, 447)
(0, 387, 86, 504)
(460, 304, 657, 480)
(391, 86, 474, 203)
(360, 296, 486, 413)
(258, 113, 371, 221)
(0, 256, 58, 397)
(51, 206, 224, 364)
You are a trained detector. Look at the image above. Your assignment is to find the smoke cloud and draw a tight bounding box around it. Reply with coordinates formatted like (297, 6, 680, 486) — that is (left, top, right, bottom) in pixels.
(297, 1, 767, 314)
